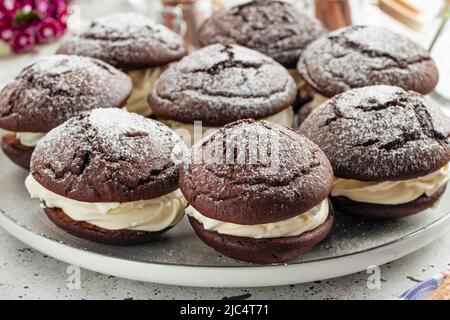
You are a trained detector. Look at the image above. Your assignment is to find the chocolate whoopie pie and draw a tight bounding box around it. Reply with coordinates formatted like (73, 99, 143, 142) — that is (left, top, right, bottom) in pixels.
(299, 85, 450, 219)
(25, 108, 188, 245)
(296, 25, 439, 121)
(198, 0, 325, 108)
(150, 44, 297, 146)
(57, 13, 187, 116)
(0, 54, 131, 170)
(180, 119, 334, 264)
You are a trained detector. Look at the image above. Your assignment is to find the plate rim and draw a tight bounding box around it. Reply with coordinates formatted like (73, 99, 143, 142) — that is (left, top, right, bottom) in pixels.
(1, 204, 449, 267)
(1, 208, 449, 287)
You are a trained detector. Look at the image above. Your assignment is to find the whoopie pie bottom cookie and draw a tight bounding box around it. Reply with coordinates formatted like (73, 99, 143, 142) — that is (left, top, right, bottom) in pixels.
(330, 165, 449, 219)
(44, 207, 172, 245)
(1, 133, 38, 170)
(26, 173, 186, 246)
(187, 202, 334, 264)
(332, 185, 446, 219)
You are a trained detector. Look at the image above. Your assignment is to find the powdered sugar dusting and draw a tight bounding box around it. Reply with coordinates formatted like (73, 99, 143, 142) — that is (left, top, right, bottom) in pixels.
(151, 44, 297, 126)
(31, 108, 187, 203)
(180, 119, 333, 223)
(198, 0, 325, 68)
(0, 54, 131, 132)
(300, 85, 450, 180)
(298, 25, 438, 97)
(57, 13, 187, 69)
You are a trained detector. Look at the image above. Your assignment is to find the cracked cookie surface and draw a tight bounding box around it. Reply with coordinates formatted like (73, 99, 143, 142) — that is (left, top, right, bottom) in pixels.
(0, 55, 132, 133)
(179, 119, 333, 224)
(57, 13, 187, 69)
(30, 108, 188, 203)
(299, 85, 450, 181)
(150, 44, 297, 126)
(198, 0, 325, 68)
(297, 25, 439, 97)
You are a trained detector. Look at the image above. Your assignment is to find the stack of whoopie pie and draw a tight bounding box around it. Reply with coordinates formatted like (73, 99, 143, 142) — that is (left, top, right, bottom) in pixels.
(300, 85, 450, 219)
(296, 25, 439, 121)
(150, 43, 297, 145)
(26, 108, 188, 245)
(180, 120, 334, 264)
(1, 7, 448, 267)
(0, 55, 132, 170)
(57, 12, 187, 116)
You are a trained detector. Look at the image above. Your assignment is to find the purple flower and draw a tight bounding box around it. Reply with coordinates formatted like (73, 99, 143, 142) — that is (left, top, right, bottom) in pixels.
(33, 0, 49, 17)
(34, 0, 69, 18)
(56, 2, 68, 27)
(35, 16, 59, 42)
(11, 26, 35, 52)
(0, 0, 19, 13)
(19, 0, 33, 10)
(1, 0, 71, 53)
(0, 14, 14, 42)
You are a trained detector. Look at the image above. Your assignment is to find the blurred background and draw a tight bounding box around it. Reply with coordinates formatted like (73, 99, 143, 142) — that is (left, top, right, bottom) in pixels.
(1, 0, 449, 99)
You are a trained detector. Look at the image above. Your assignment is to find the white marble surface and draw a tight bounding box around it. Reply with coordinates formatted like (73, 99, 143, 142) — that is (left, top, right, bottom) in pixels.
(0, 0, 449, 300)
(0, 225, 448, 300)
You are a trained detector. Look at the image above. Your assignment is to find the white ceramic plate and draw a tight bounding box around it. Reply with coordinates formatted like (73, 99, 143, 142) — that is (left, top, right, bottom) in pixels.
(0, 155, 449, 287)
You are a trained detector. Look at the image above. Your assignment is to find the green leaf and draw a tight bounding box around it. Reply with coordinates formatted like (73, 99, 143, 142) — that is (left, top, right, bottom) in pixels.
(14, 9, 39, 28)
(440, 4, 450, 19)
(428, 4, 450, 52)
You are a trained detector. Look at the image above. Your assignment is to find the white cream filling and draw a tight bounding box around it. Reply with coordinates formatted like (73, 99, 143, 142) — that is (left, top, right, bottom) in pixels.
(331, 164, 450, 205)
(288, 69, 328, 112)
(162, 106, 294, 147)
(263, 105, 294, 127)
(15, 132, 46, 147)
(25, 174, 186, 232)
(288, 68, 306, 89)
(0, 128, 10, 137)
(124, 66, 166, 116)
(306, 92, 328, 111)
(187, 199, 329, 239)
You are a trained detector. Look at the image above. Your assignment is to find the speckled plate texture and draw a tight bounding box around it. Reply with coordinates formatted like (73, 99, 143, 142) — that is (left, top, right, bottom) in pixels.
(0, 142, 449, 287)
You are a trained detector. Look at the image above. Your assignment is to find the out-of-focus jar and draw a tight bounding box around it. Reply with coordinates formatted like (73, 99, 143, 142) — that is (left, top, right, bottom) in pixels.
(314, 0, 352, 30)
(161, 0, 221, 51)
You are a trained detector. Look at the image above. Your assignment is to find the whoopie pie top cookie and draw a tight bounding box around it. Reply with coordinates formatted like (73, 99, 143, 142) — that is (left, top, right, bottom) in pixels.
(29, 108, 187, 203)
(57, 13, 187, 117)
(150, 44, 297, 127)
(198, 0, 326, 68)
(57, 13, 187, 70)
(180, 119, 333, 225)
(0, 54, 131, 133)
(297, 25, 439, 98)
(299, 85, 450, 181)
